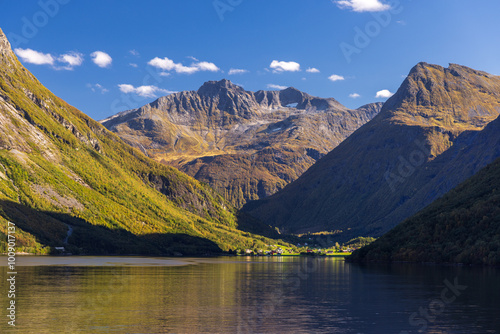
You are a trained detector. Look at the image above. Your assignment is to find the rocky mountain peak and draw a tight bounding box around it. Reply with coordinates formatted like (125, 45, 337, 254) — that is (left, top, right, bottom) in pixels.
(404, 62, 492, 86)
(280, 86, 298, 93)
(0, 28, 9, 49)
(405, 62, 491, 81)
(197, 79, 245, 97)
(381, 62, 500, 129)
(0, 29, 23, 72)
(0, 28, 15, 60)
(279, 87, 305, 103)
(405, 62, 444, 82)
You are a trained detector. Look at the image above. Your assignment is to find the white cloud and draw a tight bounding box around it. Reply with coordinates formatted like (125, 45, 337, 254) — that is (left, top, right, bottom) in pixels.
(349, 93, 361, 98)
(196, 61, 219, 72)
(87, 83, 109, 94)
(375, 89, 394, 98)
(135, 86, 165, 98)
(57, 52, 84, 70)
(187, 56, 199, 61)
(149, 58, 177, 71)
(306, 67, 320, 73)
(129, 63, 138, 68)
(328, 74, 345, 82)
(228, 68, 249, 75)
(267, 84, 287, 90)
(14, 48, 54, 65)
(334, 0, 391, 12)
(174, 65, 199, 74)
(15, 48, 84, 70)
(118, 84, 135, 94)
(129, 49, 139, 56)
(148, 57, 219, 75)
(91, 51, 112, 68)
(270, 60, 300, 73)
(118, 84, 175, 98)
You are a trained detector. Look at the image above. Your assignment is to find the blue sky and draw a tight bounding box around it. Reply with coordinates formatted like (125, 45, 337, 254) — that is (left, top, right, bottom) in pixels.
(2, 0, 500, 120)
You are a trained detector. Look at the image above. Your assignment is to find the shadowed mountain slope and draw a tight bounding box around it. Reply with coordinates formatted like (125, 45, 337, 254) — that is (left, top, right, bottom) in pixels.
(348, 155, 500, 265)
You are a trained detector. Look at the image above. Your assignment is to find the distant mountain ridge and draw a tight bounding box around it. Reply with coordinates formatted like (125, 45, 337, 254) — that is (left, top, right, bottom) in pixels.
(243, 62, 500, 238)
(102, 79, 382, 207)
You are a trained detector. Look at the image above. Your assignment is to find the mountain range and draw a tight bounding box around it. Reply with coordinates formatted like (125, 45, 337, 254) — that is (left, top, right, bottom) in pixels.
(101, 80, 381, 207)
(243, 62, 500, 239)
(0, 28, 279, 255)
(2, 22, 500, 262)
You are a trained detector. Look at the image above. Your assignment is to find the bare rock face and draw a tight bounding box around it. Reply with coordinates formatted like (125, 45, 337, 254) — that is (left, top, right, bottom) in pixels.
(0, 28, 22, 71)
(196, 79, 258, 116)
(243, 62, 500, 239)
(102, 79, 382, 207)
(0, 28, 10, 53)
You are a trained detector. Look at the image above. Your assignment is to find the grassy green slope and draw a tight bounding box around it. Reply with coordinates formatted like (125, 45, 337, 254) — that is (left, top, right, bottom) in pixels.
(0, 28, 280, 255)
(348, 157, 500, 265)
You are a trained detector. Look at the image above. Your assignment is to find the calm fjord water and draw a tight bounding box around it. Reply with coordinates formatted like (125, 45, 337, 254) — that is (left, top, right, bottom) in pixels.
(1, 256, 499, 333)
